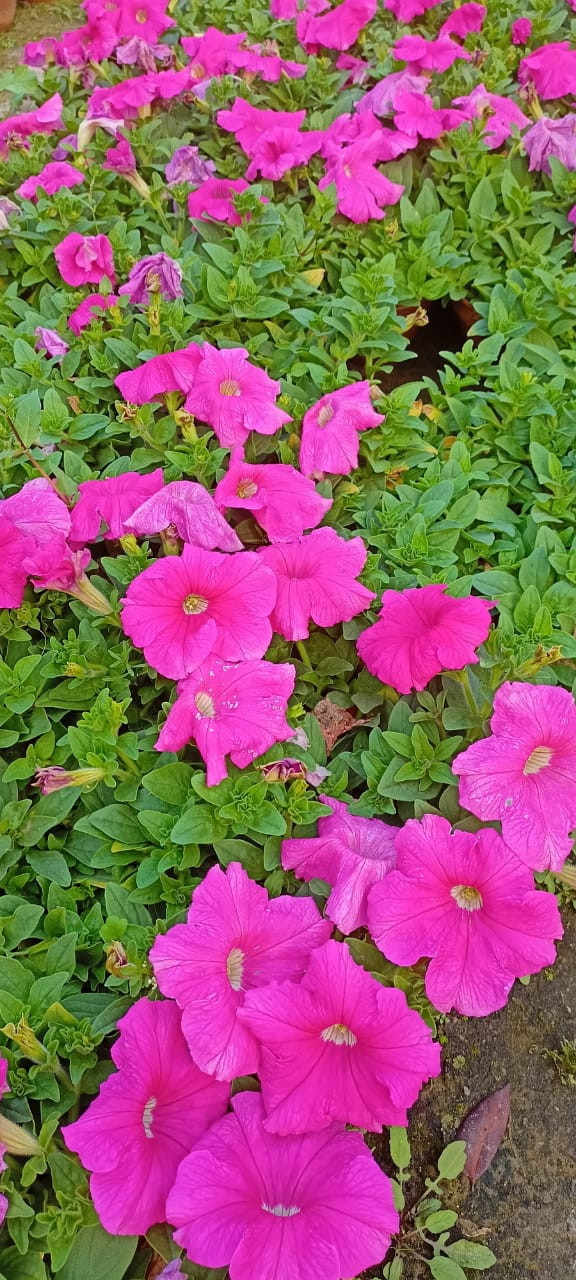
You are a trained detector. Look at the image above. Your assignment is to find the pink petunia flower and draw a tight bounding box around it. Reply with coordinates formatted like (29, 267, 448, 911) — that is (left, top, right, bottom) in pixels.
(68, 293, 120, 335)
(336, 53, 371, 84)
(62, 998, 229, 1235)
(0, 92, 64, 152)
(187, 177, 249, 226)
(34, 327, 70, 360)
(121, 544, 277, 678)
(150, 862, 331, 1079)
(451, 83, 529, 148)
(320, 110, 413, 159)
(523, 115, 576, 173)
(259, 528, 375, 642)
(167, 1091, 399, 1280)
(0, 477, 71, 544)
(181, 27, 248, 77)
(214, 449, 332, 542)
(126, 480, 242, 551)
(54, 233, 116, 288)
(297, 0, 377, 52)
(0, 197, 19, 229)
(244, 126, 322, 181)
(392, 33, 471, 73)
(116, 34, 165, 72)
(241, 44, 307, 82)
(217, 100, 307, 152)
(518, 42, 576, 100)
(356, 71, 430, 117)
(103, 135, 137, 174)
(270, 0, 299, 15)
(119, 253, 183, 303)
(0, 517, 36, 608)
(357, 584, 493, 694)
(299, 381, 384, 477)
(17, 161, 84, 201)
(183, 345, 292, 449)
(383, 0, 441, 18)
(115, 0, 175, 43)
(87, 75, 156, 121)
(166, 145, 216, 186)
(511, 17, 532, 45)
(155, 656, 296, 784)
(240, 939, 441, 1132)
(393, 92, 465, 140)
(69, 469, 163, 544)
(115, 343, 202, 404)
(452, 681, 576, 872)
(320, 136, 404, 222)
(23, 539, 112, 614)
(282, 795, 397, 933)
(368, 816, 563, 1016)
(438, 2, 486, 38)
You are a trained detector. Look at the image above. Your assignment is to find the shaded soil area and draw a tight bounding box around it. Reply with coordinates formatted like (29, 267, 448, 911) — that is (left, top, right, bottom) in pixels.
(0, 0, 81, 67)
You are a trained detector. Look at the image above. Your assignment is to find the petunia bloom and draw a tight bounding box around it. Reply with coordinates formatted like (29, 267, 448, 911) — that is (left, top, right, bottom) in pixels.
(451, 83, 529, 149)
(115, 343, 201, 404)
(368, 816, 563, 1016)
(299, 381, 384, 477)
(357, 584, 493, 694)
(121, 544, 277, 679)
(383, 0, 441, 18)
(259, 528, 375, 642)
(518, 41, 576, 100)
(523, 115, 576, 174)
(0, 477, 70, 547)
(392, 33, 471, 73)
(23, 540, 112, 615)
(34, 327, 69, 360)
(0, 197, 19, 230)
(297, 0, 377, 52)
(54, 233, 116, 287)
(511, 16, 532, 44)
(187, 177, 249, 226)
(183, 345, 292, 449)
(17, 161, 84, 200)
(166, 145, 216, 186)
(115, 0, 175, 43)
(0, 92, 64, 152)
(68, 293, 120, 335)
(69, 469, 163, 544)
(438, 2, 486, 38)
(217, 100, 307, 152)
(62, 998, 229, 1235)
(167, 1091, 399, 1280)
(150, 862, 331, 1079)
(103, 136, 137, 174)
(393, 92, 465, 141)
(282, 795, 397, 933)
(0, 517, 36, 608)
(214, 449, 332, 542)
(356, 71, 430, 117)
(244, 126, 322, 181)
(181, 26, 248, 76)
(240, 939, 441, 1132)
(119, 253, 183, 303)
(320, 136, 404, 223)
(126, 480, 242, 551)
(452, 681, 576, 872)
(155, 656, 296, 784)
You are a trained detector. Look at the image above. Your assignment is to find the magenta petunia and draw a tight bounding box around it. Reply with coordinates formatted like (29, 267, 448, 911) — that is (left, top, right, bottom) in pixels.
(320, 136, 404, 223)
(217, 99, 307, 152)
(54, 232, 116, 287)
(282, 795, 397, 933)
(244, 126, 322, 181)
(383, 0, 441, 18)
(299, 381, 384, 477)
(368, 816, 563, 1016)
(518, 41, 576, 100)
(121, 544, 277, 678)
(241, 44, 307, 82)
(0, 517, 35, 608)
(155, 656, 296, 784)
(357, 584, 493, 694)
(523, 116, 576, 174)
(214, 449, 332, 542)
(119, 253, 183, 304)
(187, 177, 250, 226)
(166, 145, 216, 186)
(69, 469, 163, 544)
(68, 293, 120, 335)
(511, 17, 532, 45)
(392, 33, 471, 73)
(126, 480, 242, 551)
(183, 345, 292, 449)
(17, 161, 84, 200)
(393, 92, 465, 141)
(356, 71, 429, 117)
(115, 0, 175, 43)
(62, 999, 229, 1235)
(35, 327, 70, 360)
(0, 92, 64, 152)
(103, 136, 137, 175)
(150, 862, 331, 1079)
(259, 528, 375, 642)
(451, 83, 529, 148)
(168, 1091, 398, 1280)
(115, 343, 202, 404)
(0, 477, 71, 545)
(438, 2, 486, 38)
(452, 681, 576, 872)
(181, 27, 248, 76)
(240, 939, 440, 1132)
(297, 0, 377, 52)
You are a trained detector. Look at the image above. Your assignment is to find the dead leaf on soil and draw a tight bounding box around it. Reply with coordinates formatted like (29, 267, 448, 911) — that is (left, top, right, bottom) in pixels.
(313, 697, 370, 752)
(456, 1083, 511, 1183)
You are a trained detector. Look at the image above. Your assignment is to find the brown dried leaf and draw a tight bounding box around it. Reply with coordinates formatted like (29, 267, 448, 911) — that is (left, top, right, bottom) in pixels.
(457, 1083, 511, 1183)
(313, 698, 369, 752)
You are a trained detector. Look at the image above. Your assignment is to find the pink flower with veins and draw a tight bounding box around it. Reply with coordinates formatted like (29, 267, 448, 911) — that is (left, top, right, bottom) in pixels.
(299, 381, 384, 477)
(368, 816, 563, 1016)
(356, 71, 430, 117)
(0, 93, 64, 152)
(241, 45, 307, 82)
(392, 33, 471, 73)
(115, 0, 175, 43)
(336, 53, 371, 85)
(320, 111, 413, 160)
(260, 528, 375, 642)
(17, 161, 84, 200)
(69, 469, 163, 544)
(438, 2, 486, 39)
(523, 115, 576, 174)
(115, 343, 201, 404)
(320, 136, 404, 223)
(384, 0, 441, 19)
(167, 1092, 399, 1280)
(54, 233, 115, 288)
(62, 999, 228, 1235)
(217, 99, 307, 152)
(452, 681, 576, 872)
(283, 795, 397, 933)
(244, 127, 322, 181)
(214, 448, 332, 542)
(150, 862, 331, 1080)
(0, 517, 36, 608)
(518, 42, 576, 100)
(187, 178, 250, 226)
(35, 328, 70, 360)
(0, 478, 71, 544)
(297, 0, 377, 52)
(126, 480, 242, 551)
(270, 0, 299, 16)
(394, 93, 466, 140)
(452, 83, 529, 149)
(357, 584, 493, 693)
(155, 656, 296, 784)
(24, 541, 90, 592)
(121, 544, 277, 679)
(181, 27, 248, 76)
(68, 293, 120, 335)
(183, 345, 291, 449)
(240, 940, 441, 1133)
(511, 17, 532, 45)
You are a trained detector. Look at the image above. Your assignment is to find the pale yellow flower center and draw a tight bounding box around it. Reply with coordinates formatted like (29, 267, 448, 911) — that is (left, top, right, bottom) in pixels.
(226, 947, 245, 991)
(142, 1096, 157, 1139)
(136, 9, 148, 22)
(220, 379, 241, 397)
(262, 1203, 301, 1217)
(523, 745, 553, 776)
(317, 403, 334, 428)
(195, 691, 215, 718)
(320, 1022, 357, 1046)
(237, 479, 259, 498)
(182, 593, 209, 615)
(451, 884, 483, 912)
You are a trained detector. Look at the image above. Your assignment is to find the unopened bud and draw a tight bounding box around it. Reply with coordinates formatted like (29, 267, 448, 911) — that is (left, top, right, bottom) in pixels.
(0, 1114, 42, 1157)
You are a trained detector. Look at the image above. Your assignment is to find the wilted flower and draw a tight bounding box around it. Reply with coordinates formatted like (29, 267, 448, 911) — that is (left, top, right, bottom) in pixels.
(119, 252, 183, 303)
(69, 469, 163, 543)
(518, 41, 576, 100)
(299, 381, 384, 477)
(165, 145, 216, 186)
(68, 293, 120, 334)
(0, 197, 19, 229)
(34, 766, 106, 793)
(297, 0, 377, 52)
(523, 115, 576, 174)
(34, 327, 70, 360)
(125, 479, 242, 551)
(511, 16, 532, 44)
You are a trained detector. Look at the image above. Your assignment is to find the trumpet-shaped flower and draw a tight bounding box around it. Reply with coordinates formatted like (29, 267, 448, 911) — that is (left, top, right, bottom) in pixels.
(183, 345, 291, 449)
(0, 93, 64, 152)
(69, 469, 163, 543)
(392, 33, 471, 73)
(356, 71, 429, 117)
(368, 816, 563, 1015)
(166, 145, 216, 186)
(119, 253, 183, 303)
(150, 862, 331, 1079)
(511, 17, 532, 45)
(115, 343, 201, 404)
(126, 480, 242, 550)
(518, 42, 576, 100)
(217, 99, 307, 152)
(523, 116, 576, 174)
(439, 2, 486, 38)
(357, 584, 493, 693)
(54, 233, 116, 287)
(115, 0, 175, 43)
(320, 137, 404, 222)
(214, 449, 332, 542)
(0, 517, 35, 608)
(0, 477, 71, 544)
(68, 293, 120, 334)
(297, 0, 377, 52)
(187, 177, 249, 225)
(35, 327, 70, 360)
(17, 161, 84, 200)
(259, 528, 375, 641)
(451, 83, 529, 148)
(299, 381, 384, 477)
(244, 126, 322, 181)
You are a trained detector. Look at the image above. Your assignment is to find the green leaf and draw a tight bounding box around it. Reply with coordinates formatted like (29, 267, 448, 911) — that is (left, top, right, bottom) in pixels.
(0, 1247, 47, 1280)
(437, 1141, 467, 1180)
(425, 1210, 459, 1233)
(18, 790, 80, 848)
(58, 1225, 138, 1280)
(27, 849, 72, 887)
(428, 1260, 467, 1280)
(447, 1241, 497, 1270)
(389, 1126, 411, 1171)
(171, 804, 226, 843)
(13, 390, 41, 448)
(141, 763, 193, 805)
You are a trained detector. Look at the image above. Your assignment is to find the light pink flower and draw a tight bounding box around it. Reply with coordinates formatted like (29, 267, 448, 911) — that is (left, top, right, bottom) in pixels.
(119, 253, 183, 304)
(217, 99, 307, 152)
(357, 584, 493, 694)
(0, 92, 64, 152)
(523, 115, 576, 174)
(168, 1091, 399, 1280)
(17, 161, 84, 200)
(368, 816, 563, 1016)
(259, 528, 375, 642)
(126, 480, 242, 551)
(62, 999, 228, 1235)
(155, 656, 296, 784)
(282, 795, 397, 933)
(392, 33, 471, 73)
(166, 145, 216, 186)
(241, 940, 441, 1132)
(68, 293, 120, 334)
(187, 177, 249, 226)
(0, 516, 35, 608)
(115, 0, 175, 43)
(214, 449, 332, 542)
(511, 17, 532, 45)
(0, 477, 71, 544)
(451, 83, 529, 148)
(320, 136, 404, 222)
(150, 862, 331, 1079)
(54, 233, 116, 288)
(34, 327, 70, 360)
(297, 0, 377, 52)
(383, 0, 441, 18)
(452, 681, 576, 872)
(518, 42, 576, 100)
(115, 343, 201, 404)
(356, 71, 429, 117)
(183, 345, 291, 449)
(438, 2, 486, 38)
(121, 545, 277, 678)
(299, 381, 384, 477)
(244, 126, 322, 181)
(69, 469, 163, 543)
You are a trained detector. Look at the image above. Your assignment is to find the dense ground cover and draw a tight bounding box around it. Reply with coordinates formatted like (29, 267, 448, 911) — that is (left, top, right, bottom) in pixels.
(0, 0, 576, 1276)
